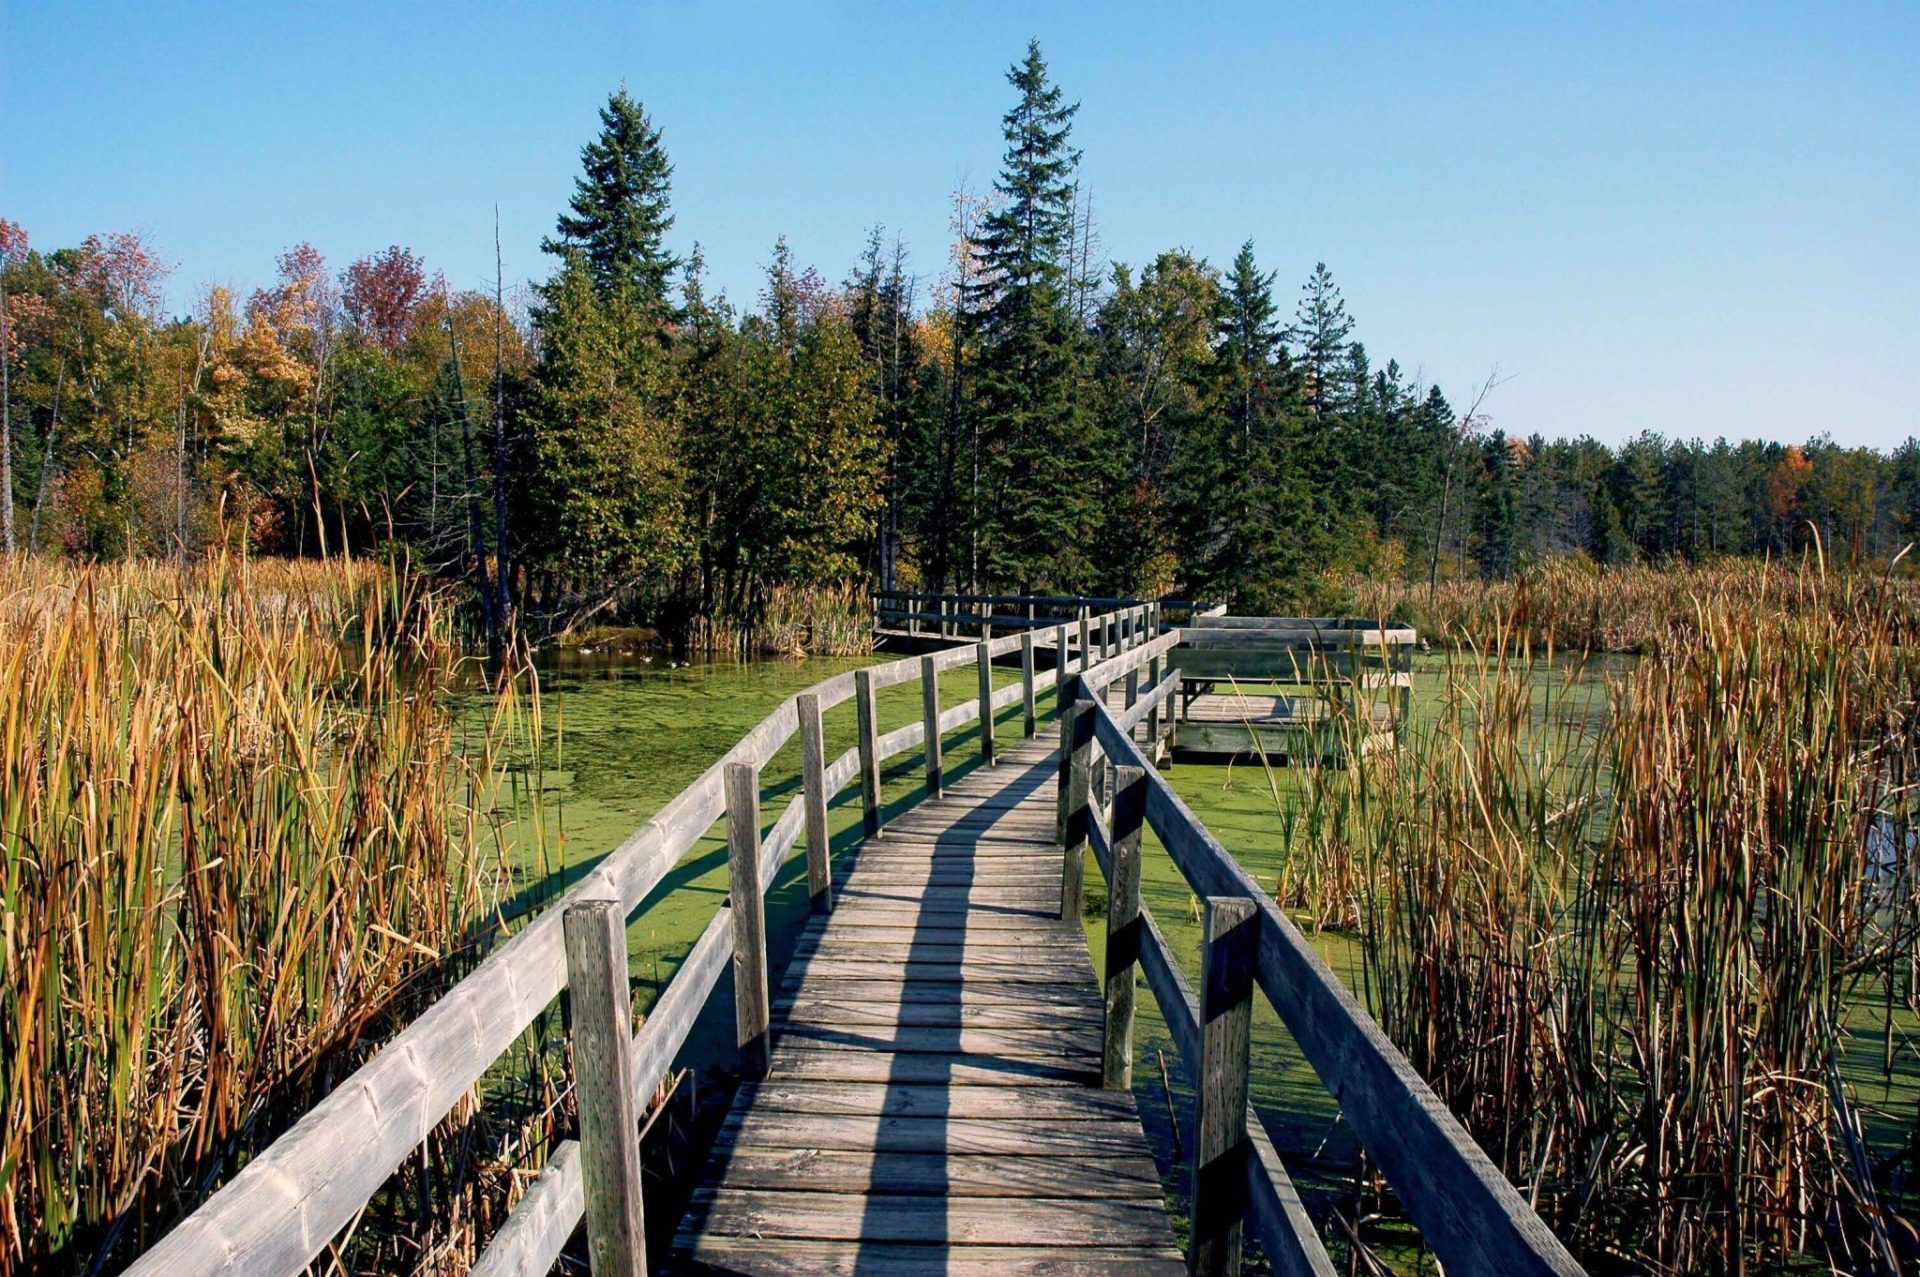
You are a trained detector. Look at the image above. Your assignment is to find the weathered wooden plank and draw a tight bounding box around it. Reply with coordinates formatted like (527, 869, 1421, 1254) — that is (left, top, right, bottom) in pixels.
(977, 640, 997, 765)
(729, 1081, 1140, 1122)
(1021, 629, 1038, 736)
(677, 1239, 1185, 1276)
(766, 1047, 1098, 1087)
(776, 998, 1095, 1031)
(684, 1189, 1176, 1247)
(777, 978, 1098, 1006)
(563, 901, 648, 1277)
(797, 691, 833, 914)
(689, 1147, 1164, 1198)
(1192, 896, 1256, 1277)
(469, 1141, 582, 1277)
(815, 907, 1069, 933)
(920, 654, 943, 799)
(726, 763, 771, 1079)
(1104, 765, 1146, 1091)
(770, 1024, 1101, 1059)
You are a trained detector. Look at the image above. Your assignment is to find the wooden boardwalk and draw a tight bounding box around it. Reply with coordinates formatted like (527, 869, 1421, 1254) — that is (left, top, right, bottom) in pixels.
(674, 736, 1185, 1275)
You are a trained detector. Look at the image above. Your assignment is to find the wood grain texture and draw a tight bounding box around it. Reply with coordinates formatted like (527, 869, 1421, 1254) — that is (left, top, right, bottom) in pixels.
(675, 737, 1181, 1273)
(564, 901, 648, 1277)
(725, 763, 770, 1080)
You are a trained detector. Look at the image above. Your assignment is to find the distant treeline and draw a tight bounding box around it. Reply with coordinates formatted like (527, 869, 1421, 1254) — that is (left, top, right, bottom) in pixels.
(2, 41, 1913, 637)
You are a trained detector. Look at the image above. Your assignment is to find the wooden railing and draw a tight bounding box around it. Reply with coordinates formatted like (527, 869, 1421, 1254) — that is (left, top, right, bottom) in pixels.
(1059, 637, 1585, 1276)
(875, 589, 1215, 638)
(128, 606, 1146, 1277)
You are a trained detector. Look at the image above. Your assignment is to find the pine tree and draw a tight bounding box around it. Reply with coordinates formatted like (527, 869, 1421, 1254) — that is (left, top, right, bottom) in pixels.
(1287, 262, 1353, 418)
(967, 39, 1096, 591)
(543, 89, 679, 315)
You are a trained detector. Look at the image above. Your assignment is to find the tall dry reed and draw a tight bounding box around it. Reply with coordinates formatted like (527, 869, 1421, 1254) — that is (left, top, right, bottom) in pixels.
(1283, 561, 1920, 1272)
(0, 554, 530, 1274)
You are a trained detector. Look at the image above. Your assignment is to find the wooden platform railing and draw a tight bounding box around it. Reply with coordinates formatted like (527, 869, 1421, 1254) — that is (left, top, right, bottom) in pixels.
(876, 590, 1217, 638)
(128, 606, 1148, 1277)
(1059, 637, 1586, 1277)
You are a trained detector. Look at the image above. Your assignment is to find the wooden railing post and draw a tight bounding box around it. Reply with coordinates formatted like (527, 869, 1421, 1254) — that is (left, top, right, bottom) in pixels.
(921, 654, 943, 799)
(1020, 630, 1038, 737)
(1103, 765, 1147, 1090)
(725, 763, 770, 1078)
(1057, 677, 1092, 921)
(563, 900, 648, 1277)
(855, 669, 883, 839)
(1192, 896, 1257, 1276)
(1055, 623, 1070, 690)
(797, 692, 832, 914)
(1147, 655, 1164, 763)
(976, 640, 996, 766)
(1078, 606, 1092, 668)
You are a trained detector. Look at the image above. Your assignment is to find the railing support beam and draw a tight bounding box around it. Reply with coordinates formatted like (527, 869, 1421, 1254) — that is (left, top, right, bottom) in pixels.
(725, 763, 770, 1078)
(855, 670, 883, 839)
(921, 655, 943, 799)
(976, 640, 996, 766)
(797, 692, 832, 914)
(1192, 896, 1257, 1276)
(1020, 630, 1037, 738)
(1057, 677, 1091, 921)
(1103, 765, 1146, 1089)
(563, 900, 649, 1277)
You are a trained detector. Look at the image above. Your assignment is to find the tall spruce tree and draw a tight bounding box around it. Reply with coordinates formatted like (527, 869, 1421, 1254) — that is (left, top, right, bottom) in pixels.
(1288, 262, 1354, 419)
(543, 89, 679, 315)
(966, 40, 1096, 591)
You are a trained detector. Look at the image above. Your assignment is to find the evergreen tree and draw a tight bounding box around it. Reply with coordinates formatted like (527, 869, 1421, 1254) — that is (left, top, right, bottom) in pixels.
(966, 40, 1097, 591)
(543, 89, 679, 314)
(1287, 262, 1354, 418)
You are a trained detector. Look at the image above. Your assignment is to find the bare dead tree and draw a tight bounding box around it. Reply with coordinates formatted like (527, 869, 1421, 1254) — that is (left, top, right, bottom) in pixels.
(491, 209, 513, 639)
(1428, 365, 1513, 599)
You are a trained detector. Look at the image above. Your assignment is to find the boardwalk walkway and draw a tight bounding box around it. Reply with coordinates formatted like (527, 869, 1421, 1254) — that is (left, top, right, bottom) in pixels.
(674, 736, 1185, 1274)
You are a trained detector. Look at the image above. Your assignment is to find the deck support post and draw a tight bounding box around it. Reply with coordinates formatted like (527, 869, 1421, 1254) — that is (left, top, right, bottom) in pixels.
(1103, 765, 1146, 1090)
(1020, 630, 1037, 737)
(855, 670, 883, 839)
(563, 899, 649, 1277)
(976, 641, 996, 766)
(797, 692, 832, 914)
(1057, 676, 1092, 921)
(920, 655, 943, 799)
(1147, 656, 1165, 765)
(1192, 896, 1257, 1277)
(725, 763, 770, 1079)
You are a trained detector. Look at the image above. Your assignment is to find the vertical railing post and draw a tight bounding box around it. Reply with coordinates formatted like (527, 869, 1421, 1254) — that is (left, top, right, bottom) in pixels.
(1191, 896, 1256, 1277)
(921, 654, 943, 799)
(975, 640, 996, 767)
(725, 762, 770, 1078)
(1078, 606, 1091, 670)
(855, 669, 883, 839)
(940, 596, 950, 639)
(1124, 664, 1140, 713)
(1055, 623, 1070, 689)
(1103, 765, 1146, 1090)
(1020, 630, 1037, 738)
(1057, 677, 1091, 921)
(1147, 655, 1164, 763)
(564, 900, 648, 1277)
(797, 692, 832, 914)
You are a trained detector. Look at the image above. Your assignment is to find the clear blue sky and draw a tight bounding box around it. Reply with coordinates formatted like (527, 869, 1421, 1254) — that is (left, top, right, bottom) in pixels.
(5, 1, 1914, 447)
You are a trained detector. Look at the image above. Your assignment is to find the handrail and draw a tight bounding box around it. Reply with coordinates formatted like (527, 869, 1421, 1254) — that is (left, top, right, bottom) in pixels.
(132, 606, 1140, 1277)
(1075, 688, 1584, 1276)
(1086, 799, 1335, 1277)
